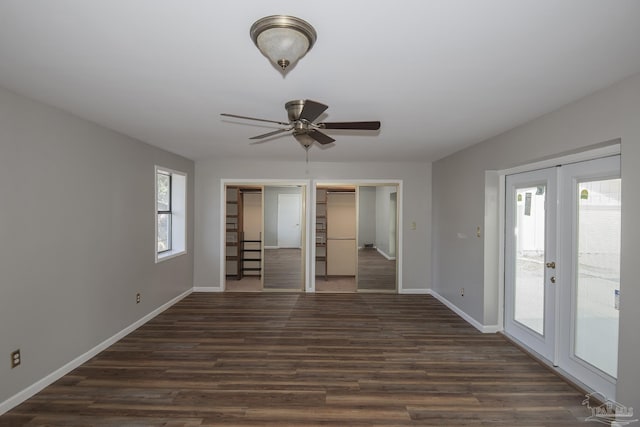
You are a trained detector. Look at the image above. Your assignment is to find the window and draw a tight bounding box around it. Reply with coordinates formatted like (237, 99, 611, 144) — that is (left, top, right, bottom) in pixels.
(157, 170, 172, 252)
(155, 166, 187, 262)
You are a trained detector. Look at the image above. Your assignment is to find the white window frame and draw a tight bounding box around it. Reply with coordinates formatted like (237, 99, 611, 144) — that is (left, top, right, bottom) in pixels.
(155, 166, 187, 262)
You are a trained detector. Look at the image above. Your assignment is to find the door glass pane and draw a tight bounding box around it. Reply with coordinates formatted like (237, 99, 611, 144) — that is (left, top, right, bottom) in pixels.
(514, 185, 546, 335)
(575, 179, 621, 378)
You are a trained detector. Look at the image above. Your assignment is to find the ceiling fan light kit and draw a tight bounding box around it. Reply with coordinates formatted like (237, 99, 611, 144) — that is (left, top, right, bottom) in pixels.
(250, 15, 317, 73)
(221, 99, 380, 150)
(222, 16, 381, 154)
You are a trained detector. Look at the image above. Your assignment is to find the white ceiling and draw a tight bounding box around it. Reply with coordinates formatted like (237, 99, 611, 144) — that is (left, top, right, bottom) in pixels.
(1, 1, 640, 163)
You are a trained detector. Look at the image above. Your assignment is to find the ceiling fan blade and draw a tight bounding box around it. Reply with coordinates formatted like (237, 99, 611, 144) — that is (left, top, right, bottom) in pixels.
(319, 121, 381, 130)
(249, 128, 290, 140)
(307, 130, 335, 145)
(221, 113, 290, 126)
(299, 100, 329, 122)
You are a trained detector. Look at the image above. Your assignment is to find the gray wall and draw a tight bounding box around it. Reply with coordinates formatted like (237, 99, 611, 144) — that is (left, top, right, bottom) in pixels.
(264, 186, 302, 247)
(358, 186, 376, 247)
(375, 186, 396, 257)
(0, 86, 195, 405)
(195, 159, 431, 291)
(431, 72, 640, 408)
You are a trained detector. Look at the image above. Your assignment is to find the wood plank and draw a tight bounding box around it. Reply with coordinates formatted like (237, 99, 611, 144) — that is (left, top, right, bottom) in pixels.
(0, 293, 592, 426)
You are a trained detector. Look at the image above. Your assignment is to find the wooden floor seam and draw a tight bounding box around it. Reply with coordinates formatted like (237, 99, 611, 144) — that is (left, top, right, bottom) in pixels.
(0, 293, 593, 426)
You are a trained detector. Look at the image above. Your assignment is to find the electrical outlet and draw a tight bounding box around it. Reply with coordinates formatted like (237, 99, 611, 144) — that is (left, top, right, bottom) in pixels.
(460, 288, 465, 297)
(11, 349, 21, 368)
(136, 293, 141, 304)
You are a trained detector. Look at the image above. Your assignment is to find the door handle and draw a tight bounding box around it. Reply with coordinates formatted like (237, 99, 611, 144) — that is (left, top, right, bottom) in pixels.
(550, 276, 556, 284)
(546, 261, 556, 269)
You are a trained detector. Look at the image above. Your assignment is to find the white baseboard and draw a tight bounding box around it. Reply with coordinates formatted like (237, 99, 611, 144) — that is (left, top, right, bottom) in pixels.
(376, 247, 396, 261)
(427, 289, 501, 334)
(193, 286, 223, 292)
(0, 288, 192, 416)
(398, 287, 431, 294)
(480, 324, 502, 333)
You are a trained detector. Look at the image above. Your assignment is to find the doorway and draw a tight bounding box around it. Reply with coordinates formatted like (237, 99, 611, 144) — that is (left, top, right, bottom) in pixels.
(314, 182, 399, 293)
(224, 182, 306, 292)
(504, 155, 621, 398)
(315, 186, 358, 292)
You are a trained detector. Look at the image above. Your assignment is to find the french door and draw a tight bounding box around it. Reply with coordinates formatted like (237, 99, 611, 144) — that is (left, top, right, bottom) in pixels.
(505, 155, 621, 399)
(505, 167, 557, 362)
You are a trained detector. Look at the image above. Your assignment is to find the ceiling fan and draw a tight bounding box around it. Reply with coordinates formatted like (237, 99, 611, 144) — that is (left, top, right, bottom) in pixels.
(221, 99, 380, 149)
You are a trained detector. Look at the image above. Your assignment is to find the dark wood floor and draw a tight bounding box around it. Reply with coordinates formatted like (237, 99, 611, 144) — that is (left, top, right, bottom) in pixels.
(263, 248, 303, 290)
(1, 293, 591, 426)
(358, 248, 396, 291)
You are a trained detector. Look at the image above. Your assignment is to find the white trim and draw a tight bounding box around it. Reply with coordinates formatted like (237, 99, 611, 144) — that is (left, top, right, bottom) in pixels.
(155, 166, 188, 264)
(376, 247, 396, 261)
(0, 289, 192, 416)
(398, 287, 430, 294)
(193, 286, 223, 292)
(219, 180, 227, 291)
(312, 179, 403, 293)
(157, 249, 187, 262)
(428, 289, 502, 333)
(501, 143, 620, 176)
(220, 179, 311, 293)
(497, 174, 506, 332)
(481, 324, 502, 334)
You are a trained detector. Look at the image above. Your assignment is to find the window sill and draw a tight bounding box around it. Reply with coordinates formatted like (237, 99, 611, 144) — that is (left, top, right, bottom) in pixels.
(156, 249, 187, 263)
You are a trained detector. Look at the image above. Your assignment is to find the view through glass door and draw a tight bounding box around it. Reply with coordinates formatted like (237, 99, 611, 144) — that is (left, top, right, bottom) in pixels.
(505, 155, 621, 399)
(505, 167, 557, 362)
(557, 156, 621, 398)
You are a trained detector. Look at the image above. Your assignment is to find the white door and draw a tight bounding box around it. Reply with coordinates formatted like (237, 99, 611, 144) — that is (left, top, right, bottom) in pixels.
(277, 193, 301, 248)
(505, 156, 621, 399)
(505, 167, 558, 362)
(557, 155, 621, 399)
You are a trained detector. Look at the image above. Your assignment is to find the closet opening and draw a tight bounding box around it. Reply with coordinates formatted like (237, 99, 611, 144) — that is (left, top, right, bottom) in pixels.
(224, 182, 307, 292)
(315, 182, 399, 293)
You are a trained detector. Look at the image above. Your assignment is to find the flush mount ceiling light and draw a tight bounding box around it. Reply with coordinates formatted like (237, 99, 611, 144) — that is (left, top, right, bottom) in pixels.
(250, 15, 317, 74)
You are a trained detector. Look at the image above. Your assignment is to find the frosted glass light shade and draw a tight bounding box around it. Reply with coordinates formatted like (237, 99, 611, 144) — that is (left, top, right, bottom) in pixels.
(257, 27, 309, 70)
(250, 15, 317, 74)
(293, 132, 315, 148)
